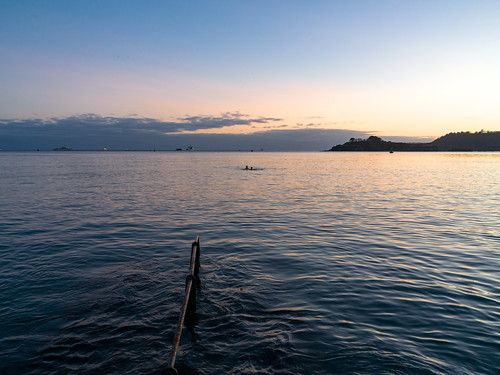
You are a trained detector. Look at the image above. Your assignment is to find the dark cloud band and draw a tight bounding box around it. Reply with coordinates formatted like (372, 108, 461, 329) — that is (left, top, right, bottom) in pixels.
(0, 113, 371, 151)
(0, 112, 283, 135)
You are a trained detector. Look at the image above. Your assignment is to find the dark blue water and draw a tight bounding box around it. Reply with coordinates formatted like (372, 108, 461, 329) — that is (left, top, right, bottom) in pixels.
(1, 151, 499, 374)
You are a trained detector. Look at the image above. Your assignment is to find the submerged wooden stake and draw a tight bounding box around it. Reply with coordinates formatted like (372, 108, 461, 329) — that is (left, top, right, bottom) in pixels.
(162, 237, 200, 375)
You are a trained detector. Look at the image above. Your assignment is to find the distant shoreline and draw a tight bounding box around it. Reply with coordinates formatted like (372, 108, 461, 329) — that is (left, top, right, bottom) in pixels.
(1, 130, 499, 152)
(327, 131, 500, 152)
(1, 149, 500, 153)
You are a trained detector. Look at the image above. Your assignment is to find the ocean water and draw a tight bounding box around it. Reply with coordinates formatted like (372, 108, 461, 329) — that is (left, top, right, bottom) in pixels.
(0, 151, 499, 375)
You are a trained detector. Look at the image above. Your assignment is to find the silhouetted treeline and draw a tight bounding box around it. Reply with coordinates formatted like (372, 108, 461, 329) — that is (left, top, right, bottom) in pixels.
(431, 131, 500, 151)
(328, 131, 500, 151)
(328, 135, 437, 151)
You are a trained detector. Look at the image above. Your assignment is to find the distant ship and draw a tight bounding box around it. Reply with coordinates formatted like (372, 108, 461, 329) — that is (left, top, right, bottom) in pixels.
(53, 146, 72, 151)
(175, 145, 195, 151)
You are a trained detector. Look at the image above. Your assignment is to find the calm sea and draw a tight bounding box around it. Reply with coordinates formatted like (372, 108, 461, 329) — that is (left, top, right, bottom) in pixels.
(0, 151, 499, 375)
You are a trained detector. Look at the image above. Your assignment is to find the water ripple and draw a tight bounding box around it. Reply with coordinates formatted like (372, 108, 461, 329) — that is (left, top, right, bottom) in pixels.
(1, 152, 499, 374)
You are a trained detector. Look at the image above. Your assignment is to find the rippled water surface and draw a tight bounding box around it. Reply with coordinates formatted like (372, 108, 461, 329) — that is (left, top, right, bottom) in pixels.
(1, 151, 499, 374)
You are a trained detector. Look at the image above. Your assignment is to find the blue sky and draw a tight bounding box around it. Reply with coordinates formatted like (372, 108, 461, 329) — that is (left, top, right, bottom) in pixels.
(1, 1, 499, 149)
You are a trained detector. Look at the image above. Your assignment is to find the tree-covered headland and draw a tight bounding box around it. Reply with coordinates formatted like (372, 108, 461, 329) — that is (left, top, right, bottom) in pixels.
(328, 131, 500, 151)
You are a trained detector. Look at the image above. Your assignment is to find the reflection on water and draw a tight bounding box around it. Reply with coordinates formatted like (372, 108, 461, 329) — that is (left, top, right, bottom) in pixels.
(0, 152, 499, 374)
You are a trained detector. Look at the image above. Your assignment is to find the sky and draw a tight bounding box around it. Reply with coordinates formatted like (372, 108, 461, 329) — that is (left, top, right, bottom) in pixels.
(1, 0, 499, 150)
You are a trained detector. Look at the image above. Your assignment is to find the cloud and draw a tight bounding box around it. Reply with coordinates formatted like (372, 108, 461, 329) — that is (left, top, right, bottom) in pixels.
(0, 112, 282, 137)
(0, 114, 368, 151)
(176, 112, 282, 132)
